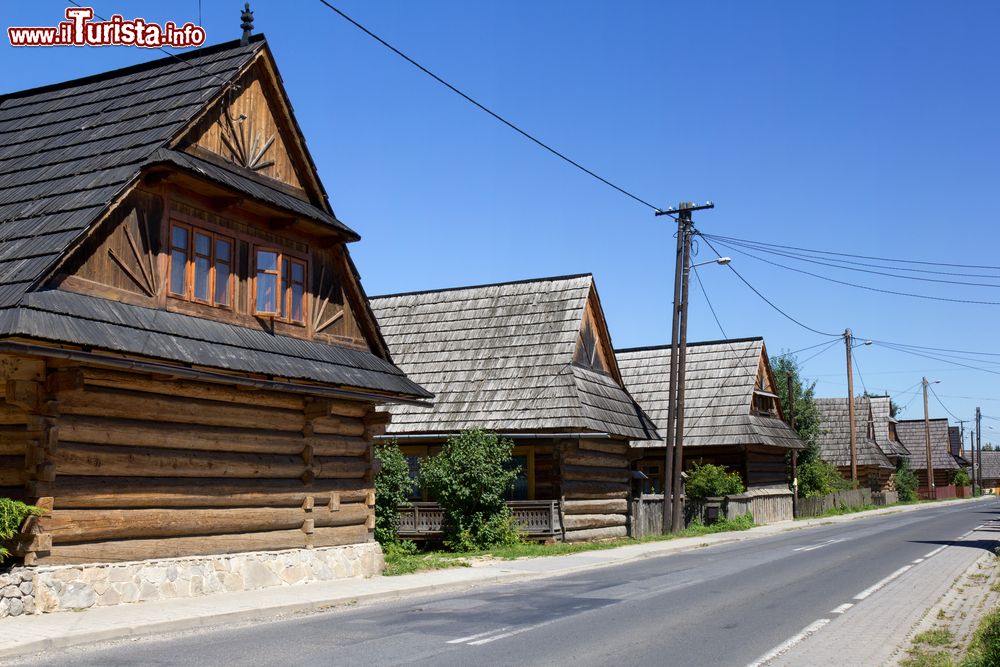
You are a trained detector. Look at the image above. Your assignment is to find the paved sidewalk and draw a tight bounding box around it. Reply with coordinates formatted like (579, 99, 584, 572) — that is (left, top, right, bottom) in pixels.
(0, 496, 989, 660)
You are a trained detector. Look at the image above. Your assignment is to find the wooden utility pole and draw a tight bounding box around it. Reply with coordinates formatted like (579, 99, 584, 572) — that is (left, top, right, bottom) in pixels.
(977, 407, 983, 494)
(655, 201, 713, 533)
(923, 377, 935, 498)
(787, 370, 798, 517)
(845, 329, 858, 482)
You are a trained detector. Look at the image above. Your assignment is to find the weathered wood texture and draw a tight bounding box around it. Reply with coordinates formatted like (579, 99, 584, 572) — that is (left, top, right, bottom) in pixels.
(19, 364, 376, 565)
(559, 439, 630, 541)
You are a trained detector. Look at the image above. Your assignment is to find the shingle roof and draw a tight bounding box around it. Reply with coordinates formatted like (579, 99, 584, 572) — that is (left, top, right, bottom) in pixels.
(615, 338, 805, 450)
(369, 274, 657, 438)
(815, 397, 894, 469)
(896, 419, 960, 471)
(868, 396, 910, 457)
(0, 36, 424, 401)
(979, 451, 1000, 481)
(949, 426, 963, 457)
(0, 37, 267, 310)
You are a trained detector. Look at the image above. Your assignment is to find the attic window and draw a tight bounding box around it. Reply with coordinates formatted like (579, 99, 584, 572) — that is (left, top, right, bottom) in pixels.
(752, 389, 777, 416)
(168, 222, 233, 308)
(254, 247, 307, 324)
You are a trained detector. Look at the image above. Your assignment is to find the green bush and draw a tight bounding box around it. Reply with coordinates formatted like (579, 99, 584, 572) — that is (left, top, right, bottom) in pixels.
(0, 498, 41, 563)
(373, 442, 413, 546)
(685, 463, 745, 500)
(798, 458, 852, 498)
(963, 609, 1000, 667)
(419, 429, 521, 551)
(954, 468, 971, 487)
(896, 458, 919, 502)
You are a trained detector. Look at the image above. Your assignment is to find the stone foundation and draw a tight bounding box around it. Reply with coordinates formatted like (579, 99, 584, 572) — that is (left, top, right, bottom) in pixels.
(0, 542, 384, 617)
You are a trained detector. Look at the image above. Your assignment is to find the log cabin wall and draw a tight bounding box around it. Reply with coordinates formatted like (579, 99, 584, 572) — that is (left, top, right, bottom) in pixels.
(746, 446, 790, 489)
(559, 438, 630, 542)
(0, 354, 47, 503)
(11, 359, 378, 566)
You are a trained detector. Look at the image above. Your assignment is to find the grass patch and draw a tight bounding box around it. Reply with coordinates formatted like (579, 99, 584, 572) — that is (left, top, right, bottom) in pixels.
(962, 609, 1000, 667)
(915, 629, 954, 647)
(382, 514, 756, 576)
(900, 647, 955, 667)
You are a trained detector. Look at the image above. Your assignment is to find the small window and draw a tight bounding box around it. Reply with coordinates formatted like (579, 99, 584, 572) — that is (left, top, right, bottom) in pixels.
(169, 222, 233, 309)
(254, 248, 307, 324)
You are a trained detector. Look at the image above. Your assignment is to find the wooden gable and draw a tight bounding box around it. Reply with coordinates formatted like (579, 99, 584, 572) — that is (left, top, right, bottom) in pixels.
(751, 345, 784, 420)
(572, 284, 622, 383)
(178, 57, 311, 198)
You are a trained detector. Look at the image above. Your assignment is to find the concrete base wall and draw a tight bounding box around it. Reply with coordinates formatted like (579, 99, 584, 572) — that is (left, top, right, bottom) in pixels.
(1, 542, 384, 618)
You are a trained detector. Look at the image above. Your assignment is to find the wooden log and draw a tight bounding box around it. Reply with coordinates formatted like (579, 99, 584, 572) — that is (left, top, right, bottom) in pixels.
(0, 356, 44, 385)
(58, 416, 368, 456)
(6, 380, 42, 412)
(57, 388, 306, 431)
(562, 513, 627, 531)
(0, 401, 27, 425)
(311, 524, 370, 548)
(0, 460, 23, 486)
(576, 440, 629, 456)
(561, 480, 627, 500)
(0, 432, 29, 455)
(561, 498, 628, 515)
(562, 465, 630, 484)
(562, 449, 626, 469)
(38, 529, 312, 563)
(304, 398, 369, 420)
(311, 416, 366, 437)
(563, 526, 627, 543)
(314, 457, 369, 479)
(79, 367, 304, 410)
(41, 503, 371, 543)
(50, 477, 370, 508)
(56, 442, 308, 478)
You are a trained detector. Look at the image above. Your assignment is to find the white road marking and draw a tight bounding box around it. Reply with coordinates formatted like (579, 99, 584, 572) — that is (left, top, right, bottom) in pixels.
(447, 628, 510, 644)
(466, 618, 562, 646)
(924, 546, 947, 558)
(745, 619, 831, 667)
(793, 538, 845, 552)
(912, 558, 925, 564)
(854, 565, 913, 601)
(830, 603, 854, 614)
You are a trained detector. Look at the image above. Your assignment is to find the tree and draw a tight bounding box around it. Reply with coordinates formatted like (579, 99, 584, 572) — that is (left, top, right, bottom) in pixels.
(419, 429, 521, 551)
(771, 353, 822, 466)
(895, 458, 918, 502)
(373, 442, 413, 546)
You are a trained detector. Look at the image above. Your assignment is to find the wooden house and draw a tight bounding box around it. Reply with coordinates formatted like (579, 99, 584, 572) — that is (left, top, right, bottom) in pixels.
(895, 418, 961, 496)
(814, 397, 895, 490)
(867, 395, 910, 466)
(615, 337, 806, 491)
(369, 274, 659, 543)
(0, 36, 432, 567)
(979, 451, 1000, 493)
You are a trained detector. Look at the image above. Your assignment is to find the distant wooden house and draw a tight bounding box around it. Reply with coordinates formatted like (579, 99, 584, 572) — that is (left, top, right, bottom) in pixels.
(814, 397, 895, 490)
(979, 451, 1000, 492)
(0, 36, 431, 567)
(615, 337, 806, 491)
(895, 419, 961, 495)
(867, 395, 910, 466)
(369, 274, 659, 543)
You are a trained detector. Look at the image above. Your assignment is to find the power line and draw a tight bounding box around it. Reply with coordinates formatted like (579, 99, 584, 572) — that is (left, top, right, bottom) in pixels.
(773, 339, 844, 359)
(711, 239, 1000, 306)
(928, 384, 963, 422)
(852, 348, 868, 395)
(316, 0, 662, 212)
(799, 339, 841, 366)
(873, 342, 1000, 377)
(697, 233, 840, 337)
(704, 233, 1000, 272)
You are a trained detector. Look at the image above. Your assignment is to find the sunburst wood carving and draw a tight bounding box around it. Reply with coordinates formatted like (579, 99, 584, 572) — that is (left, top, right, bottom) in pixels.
(219, 111, 275, 172)
(313, 266, 346, 333)
(107, 209, 157, 297)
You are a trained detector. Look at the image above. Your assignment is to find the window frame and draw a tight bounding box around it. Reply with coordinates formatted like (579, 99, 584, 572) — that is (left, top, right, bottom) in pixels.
(253, 245, 309, 326)
(167, 221, 234, 310)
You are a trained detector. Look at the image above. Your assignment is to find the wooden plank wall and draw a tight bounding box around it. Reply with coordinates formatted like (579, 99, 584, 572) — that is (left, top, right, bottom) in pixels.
(746, 446, 790, 488)
(560, 439, 630, 542)
(11, 360, 378, 565)
(0, 355, 47, 502)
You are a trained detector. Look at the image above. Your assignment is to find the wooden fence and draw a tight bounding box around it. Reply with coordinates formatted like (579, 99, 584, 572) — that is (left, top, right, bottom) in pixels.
(630, 494, 666, 538)
(726, 488, 793, 524)
(796, 488, 873, 518)
(629, 489, 793, 538)
(873, 490, 899, 506)
(397, 500, 562, 540)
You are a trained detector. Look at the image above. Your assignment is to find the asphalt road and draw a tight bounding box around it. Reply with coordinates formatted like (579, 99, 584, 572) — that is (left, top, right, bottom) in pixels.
(15, 499, 999, 667)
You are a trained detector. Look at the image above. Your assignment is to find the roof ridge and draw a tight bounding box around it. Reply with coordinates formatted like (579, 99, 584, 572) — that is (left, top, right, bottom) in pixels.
(615, 336, 764, 353)
(0, 35, 265, 103)
(369, 273, 594, 300)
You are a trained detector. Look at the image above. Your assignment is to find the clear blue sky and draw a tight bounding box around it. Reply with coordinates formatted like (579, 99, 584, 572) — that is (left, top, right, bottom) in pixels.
(4, 2, 999, 440)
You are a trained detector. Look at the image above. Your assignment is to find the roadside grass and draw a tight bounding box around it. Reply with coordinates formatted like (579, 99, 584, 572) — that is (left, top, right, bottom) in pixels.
(382, 514, 754, 576)
(900, 648, 955, 667)
(962, 609, 1000, 667)
(915, 629, 955, 647)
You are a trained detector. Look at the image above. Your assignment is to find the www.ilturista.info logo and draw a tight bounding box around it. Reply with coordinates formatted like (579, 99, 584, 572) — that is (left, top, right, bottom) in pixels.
(8, 7, 206, 48)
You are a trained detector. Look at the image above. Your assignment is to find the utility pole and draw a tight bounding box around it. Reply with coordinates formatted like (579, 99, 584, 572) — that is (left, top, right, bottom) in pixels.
(977, 407, 983, 494)
(845, 329, 858, 483)
(787, 370, 798, 517)
(922, 377, 935, 499)
(656, 201, 714, 533)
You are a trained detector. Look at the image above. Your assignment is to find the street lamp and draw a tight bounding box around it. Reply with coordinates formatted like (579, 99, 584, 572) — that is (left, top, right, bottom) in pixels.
(691, 256, 731, 269)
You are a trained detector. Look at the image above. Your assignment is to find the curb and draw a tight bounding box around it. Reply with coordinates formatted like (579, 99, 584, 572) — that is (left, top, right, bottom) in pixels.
(2, 495, 993, 660)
